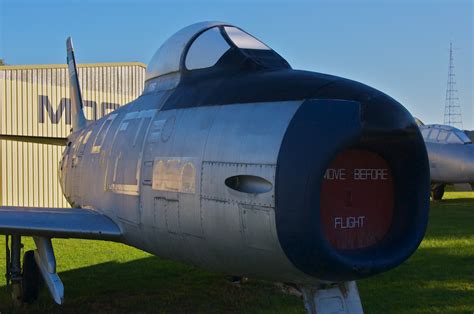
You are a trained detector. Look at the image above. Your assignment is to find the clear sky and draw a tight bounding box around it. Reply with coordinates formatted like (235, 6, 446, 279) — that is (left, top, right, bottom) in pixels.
(1, 0, 473, 129)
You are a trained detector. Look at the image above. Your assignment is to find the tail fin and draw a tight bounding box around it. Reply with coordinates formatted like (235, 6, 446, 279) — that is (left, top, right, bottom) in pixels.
(66, 37, 88, 132)
(0, 38, 86, 146)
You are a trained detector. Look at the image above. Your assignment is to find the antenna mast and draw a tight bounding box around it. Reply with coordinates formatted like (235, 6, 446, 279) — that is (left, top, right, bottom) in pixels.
(443, 42, 463, 128)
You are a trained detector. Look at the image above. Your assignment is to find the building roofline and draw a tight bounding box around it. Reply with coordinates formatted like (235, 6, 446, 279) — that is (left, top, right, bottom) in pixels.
(0, 62, 147, 70)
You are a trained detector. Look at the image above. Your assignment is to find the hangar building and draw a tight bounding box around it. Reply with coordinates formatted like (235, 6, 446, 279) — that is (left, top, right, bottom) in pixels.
(0, 62, 146, 207)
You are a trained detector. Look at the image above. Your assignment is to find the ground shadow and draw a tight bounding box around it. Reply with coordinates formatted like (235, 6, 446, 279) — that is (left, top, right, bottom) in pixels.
(0, 256, 303, 313)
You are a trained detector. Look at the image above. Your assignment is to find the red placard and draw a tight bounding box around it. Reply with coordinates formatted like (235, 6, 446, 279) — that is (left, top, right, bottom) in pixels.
(320, 149, 394, 250)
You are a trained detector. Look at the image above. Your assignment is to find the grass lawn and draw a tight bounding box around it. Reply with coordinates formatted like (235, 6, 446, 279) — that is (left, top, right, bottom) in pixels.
(0, 191, 472, 313)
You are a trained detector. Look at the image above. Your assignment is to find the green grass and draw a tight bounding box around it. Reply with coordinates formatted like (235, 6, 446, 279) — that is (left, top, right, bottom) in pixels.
(0, 192, 473, 313)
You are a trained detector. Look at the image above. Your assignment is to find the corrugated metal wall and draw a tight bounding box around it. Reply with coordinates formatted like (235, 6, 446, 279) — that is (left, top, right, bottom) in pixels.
(0, 62, 146, 207)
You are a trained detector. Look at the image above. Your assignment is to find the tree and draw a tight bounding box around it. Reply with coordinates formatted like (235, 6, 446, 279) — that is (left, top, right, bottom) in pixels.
(0, 59, 5, 66)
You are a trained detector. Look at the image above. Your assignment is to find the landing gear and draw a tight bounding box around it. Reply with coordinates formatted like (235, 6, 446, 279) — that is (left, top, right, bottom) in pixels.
(431, 184, 445, 200)
(5, 235, 30, 306)
(21, 250, 42, 303)
(299, 281, 363, 314)
(5, 235, 63, 305)
(7, 248, 42, 304)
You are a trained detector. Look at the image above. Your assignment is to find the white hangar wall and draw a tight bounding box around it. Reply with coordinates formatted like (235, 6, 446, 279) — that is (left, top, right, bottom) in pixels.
(0, 62, 146, 207)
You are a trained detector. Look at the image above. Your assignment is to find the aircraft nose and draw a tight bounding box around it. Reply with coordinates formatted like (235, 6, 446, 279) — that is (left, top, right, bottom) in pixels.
(275, 96, 430, 281)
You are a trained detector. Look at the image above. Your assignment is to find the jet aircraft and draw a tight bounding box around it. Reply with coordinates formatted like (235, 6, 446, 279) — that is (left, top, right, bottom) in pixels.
(0, 22, 430, 313)
(418, 123, 474, 199)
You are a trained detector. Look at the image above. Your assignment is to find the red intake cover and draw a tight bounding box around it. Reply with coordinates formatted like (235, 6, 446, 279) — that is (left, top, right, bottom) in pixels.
(320, 149, 394, 250)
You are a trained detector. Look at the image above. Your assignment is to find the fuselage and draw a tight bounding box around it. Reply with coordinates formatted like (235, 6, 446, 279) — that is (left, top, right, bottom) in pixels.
(59, 67, 429, 284)
(419, 124, 474, 184)
(427, 142, 474, 184)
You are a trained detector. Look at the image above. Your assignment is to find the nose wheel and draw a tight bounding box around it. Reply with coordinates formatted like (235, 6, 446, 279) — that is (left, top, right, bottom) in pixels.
(299, 281, 363, 314)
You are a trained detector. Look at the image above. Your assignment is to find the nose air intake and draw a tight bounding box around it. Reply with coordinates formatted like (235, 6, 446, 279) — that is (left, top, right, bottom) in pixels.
(275, 98, 430, 281)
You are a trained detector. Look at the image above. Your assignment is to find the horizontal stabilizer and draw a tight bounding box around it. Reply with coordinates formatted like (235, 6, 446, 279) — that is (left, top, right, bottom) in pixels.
(0, 206, 122, 241)
(0, 134, 67, 146)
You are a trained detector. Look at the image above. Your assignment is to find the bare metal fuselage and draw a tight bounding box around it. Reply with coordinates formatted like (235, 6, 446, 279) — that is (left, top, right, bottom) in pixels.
(60, 96, 311, 283)
(427, 142, 474, 184)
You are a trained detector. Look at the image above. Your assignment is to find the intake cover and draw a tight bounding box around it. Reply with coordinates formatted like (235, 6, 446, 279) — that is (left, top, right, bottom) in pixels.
(320, 149, 394, 250)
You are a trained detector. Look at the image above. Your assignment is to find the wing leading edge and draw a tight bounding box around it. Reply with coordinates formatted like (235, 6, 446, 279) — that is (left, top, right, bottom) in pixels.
(0, 206, 122, 241)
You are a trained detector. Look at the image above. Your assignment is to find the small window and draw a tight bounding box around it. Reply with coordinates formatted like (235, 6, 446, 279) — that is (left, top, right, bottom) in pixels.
(456, 131, 472, 144)
(447, 131, 472, 144)
(428, 129, 439, 141)
(185, 27, 230, 70)
(91, 114, 117, 154)
(437, 130, 449, 142)
(224, 26, 270, 50)
(446, 133, 461, 144)
(421, 129, 430, 139)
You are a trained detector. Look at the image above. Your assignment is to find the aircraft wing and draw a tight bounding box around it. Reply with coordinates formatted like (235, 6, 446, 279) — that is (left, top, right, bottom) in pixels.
(0, 206, 122, 241)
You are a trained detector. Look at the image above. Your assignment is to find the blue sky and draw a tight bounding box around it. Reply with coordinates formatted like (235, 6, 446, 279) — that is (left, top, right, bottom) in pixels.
(1, 0, 473, 129)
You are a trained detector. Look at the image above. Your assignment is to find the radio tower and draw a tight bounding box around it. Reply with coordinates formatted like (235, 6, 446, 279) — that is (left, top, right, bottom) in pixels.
(443, 42, 463, 128)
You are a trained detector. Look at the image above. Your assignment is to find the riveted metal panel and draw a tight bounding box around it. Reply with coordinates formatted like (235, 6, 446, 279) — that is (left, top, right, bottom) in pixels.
(201, 161, 275, 207)
(0, 63, 146, 207)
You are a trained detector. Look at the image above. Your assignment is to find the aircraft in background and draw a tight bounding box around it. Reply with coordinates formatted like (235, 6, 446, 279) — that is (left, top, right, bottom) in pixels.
(0, 22, 430, 314)
(417, 121, 474, 200)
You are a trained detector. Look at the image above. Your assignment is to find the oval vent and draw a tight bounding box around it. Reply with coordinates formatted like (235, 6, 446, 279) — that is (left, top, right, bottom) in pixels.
(225, 175, 272, 194)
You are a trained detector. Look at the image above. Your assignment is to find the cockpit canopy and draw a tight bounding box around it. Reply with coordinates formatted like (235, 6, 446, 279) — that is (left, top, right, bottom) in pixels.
(145, 21, 290, 85)
(420, 124, 472, 145)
